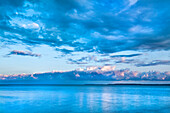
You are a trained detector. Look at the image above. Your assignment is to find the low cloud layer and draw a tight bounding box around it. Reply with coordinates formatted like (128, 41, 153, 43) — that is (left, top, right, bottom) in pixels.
(0, 66, 169, 81)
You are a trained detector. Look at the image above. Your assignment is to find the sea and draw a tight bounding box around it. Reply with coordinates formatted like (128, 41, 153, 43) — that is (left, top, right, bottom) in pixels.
(0, 85, 170, 113)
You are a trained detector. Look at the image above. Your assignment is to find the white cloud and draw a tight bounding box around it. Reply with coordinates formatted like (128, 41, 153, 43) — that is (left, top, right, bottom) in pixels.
(91, 32, 124, 40)
(129, 0, 138, 6)
(129, 25, 153, 34)
(10, 17, 40, 30)
(116, 0, 138, 15)
(101, 66, 116, 72)
(22, 22, 39, 29)
(67, 9, 94, 20)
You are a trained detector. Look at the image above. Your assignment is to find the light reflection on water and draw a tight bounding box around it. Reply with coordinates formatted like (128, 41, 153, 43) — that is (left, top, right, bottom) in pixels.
(0, 86, 170, 113)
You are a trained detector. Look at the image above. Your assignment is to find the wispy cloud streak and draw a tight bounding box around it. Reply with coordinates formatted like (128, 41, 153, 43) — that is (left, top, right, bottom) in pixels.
(7, 50, 41, 57)
(136, 60, 170, 67)
(111, 54, 142, 58)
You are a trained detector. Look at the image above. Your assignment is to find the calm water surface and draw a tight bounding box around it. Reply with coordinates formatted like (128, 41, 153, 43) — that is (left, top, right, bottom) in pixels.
(0, 85, 170, 113)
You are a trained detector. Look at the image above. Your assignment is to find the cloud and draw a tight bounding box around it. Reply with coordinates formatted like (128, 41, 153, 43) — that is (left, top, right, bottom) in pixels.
(95, 58, 111, 63)
(116, 58, 135, 64)
(100, 66, 116, 72)
(10, 17, 40, 30)
(66, 53, 141, 65)
(22, 23, 39, 29)
(136, 60, 170, 67)
(56, 48, 74, 54)
(129, 0, 138, 6)
(117, 0, 138, 14)
(7, 50, 41, 57)
(67, 58, 88, 64)
(0, 0, 169, 54)
(67, 55, 97, 64)
(0, 66, 169, 81)
(129, 25, 153, 34)
(111, 54, 142, 58)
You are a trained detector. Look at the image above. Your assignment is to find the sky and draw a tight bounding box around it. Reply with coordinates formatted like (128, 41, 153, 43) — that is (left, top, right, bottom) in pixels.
(0, 0, 170, 82)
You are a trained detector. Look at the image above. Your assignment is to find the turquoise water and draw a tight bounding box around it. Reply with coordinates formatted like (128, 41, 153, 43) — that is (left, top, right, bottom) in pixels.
(0, 85, 170, 113)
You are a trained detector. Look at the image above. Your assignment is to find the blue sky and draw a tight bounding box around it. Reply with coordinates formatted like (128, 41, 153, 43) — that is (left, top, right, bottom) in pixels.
(0, 0, 170, 81)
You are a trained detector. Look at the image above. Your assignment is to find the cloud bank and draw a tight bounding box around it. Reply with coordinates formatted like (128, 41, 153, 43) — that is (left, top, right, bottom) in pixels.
(0, 66, 169, 82)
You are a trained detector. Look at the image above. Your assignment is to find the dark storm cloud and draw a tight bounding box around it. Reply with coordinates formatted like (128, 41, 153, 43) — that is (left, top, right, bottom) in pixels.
(136, 60, 170, 67)
(7, 50, 41, 57)
(0, 0, 170, 54)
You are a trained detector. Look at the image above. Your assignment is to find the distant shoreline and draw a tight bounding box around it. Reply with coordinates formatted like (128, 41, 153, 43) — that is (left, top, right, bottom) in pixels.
(0, 83, 170, 86)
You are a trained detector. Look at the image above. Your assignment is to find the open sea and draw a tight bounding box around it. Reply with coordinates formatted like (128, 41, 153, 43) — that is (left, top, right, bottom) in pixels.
(0, 85, 170, 113)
